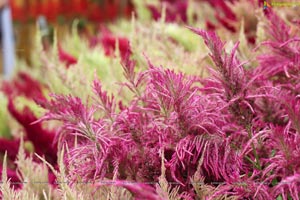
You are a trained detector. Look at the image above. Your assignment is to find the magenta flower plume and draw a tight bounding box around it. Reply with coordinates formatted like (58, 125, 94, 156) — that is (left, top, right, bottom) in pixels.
(254, 11, 300, 90)
(188, 27, 261, 126)
(36, 92, 124, 183)
(147, 0, 188, 23)
(35, 11, 300, 199)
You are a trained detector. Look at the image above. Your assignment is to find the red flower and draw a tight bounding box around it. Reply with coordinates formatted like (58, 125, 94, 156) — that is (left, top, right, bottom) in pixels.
(2, 72, 45, 101)
(0, 139, 20, 161)
(58, 44, 78, 68)
(7, 99, 57, 165)
(10, 0, 26, 22)
(90, 28, 131, 61)
(1, 72, 57, 165)
(101, 35, 130, 60)
(147, 0, 188, 23)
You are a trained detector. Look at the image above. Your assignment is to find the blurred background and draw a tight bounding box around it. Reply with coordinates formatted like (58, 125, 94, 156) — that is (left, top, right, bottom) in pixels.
(0, 0, 136, 75)
(3, 0, 295, 77)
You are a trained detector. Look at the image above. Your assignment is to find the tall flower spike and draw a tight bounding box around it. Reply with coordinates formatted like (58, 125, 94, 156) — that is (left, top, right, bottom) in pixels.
(36, 94, 94, 146)
(265, 11, 290, 43)
(120, 50, 147, 98)
(36, 91, 126, 184)
(93, 78, 116, 121)
(255, 12, 300, 89)
(188, 28, 225, 70)
(194, 28, 267, 124)
(190, 28, 249, 100)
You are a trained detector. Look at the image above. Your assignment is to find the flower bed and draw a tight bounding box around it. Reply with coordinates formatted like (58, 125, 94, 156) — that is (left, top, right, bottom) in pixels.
(1, 1, 300, 199)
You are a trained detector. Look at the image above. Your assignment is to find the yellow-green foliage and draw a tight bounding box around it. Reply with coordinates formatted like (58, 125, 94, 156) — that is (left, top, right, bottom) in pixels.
(0, 93, 11, 138)
(16, 0, 265, 106)
(1, 142, 50, 200)
(15, 15, 212, 107)
(156, 150, 181, 200)
(109, 18, 210, 77)
(15, 139, 50, 199)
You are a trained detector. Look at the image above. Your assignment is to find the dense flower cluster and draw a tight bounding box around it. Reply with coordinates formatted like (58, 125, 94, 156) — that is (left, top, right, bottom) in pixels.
(33, 10, 300, 199)
(1, 1, 300, 199)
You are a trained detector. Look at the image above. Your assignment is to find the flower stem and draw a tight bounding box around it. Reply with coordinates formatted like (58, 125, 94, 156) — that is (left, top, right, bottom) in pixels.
(246, 125, 262, 170)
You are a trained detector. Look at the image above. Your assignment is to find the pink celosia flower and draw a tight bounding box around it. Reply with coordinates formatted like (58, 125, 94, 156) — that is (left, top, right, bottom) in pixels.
(254, 11, 300, 87)
(36, 11, 300, 199)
